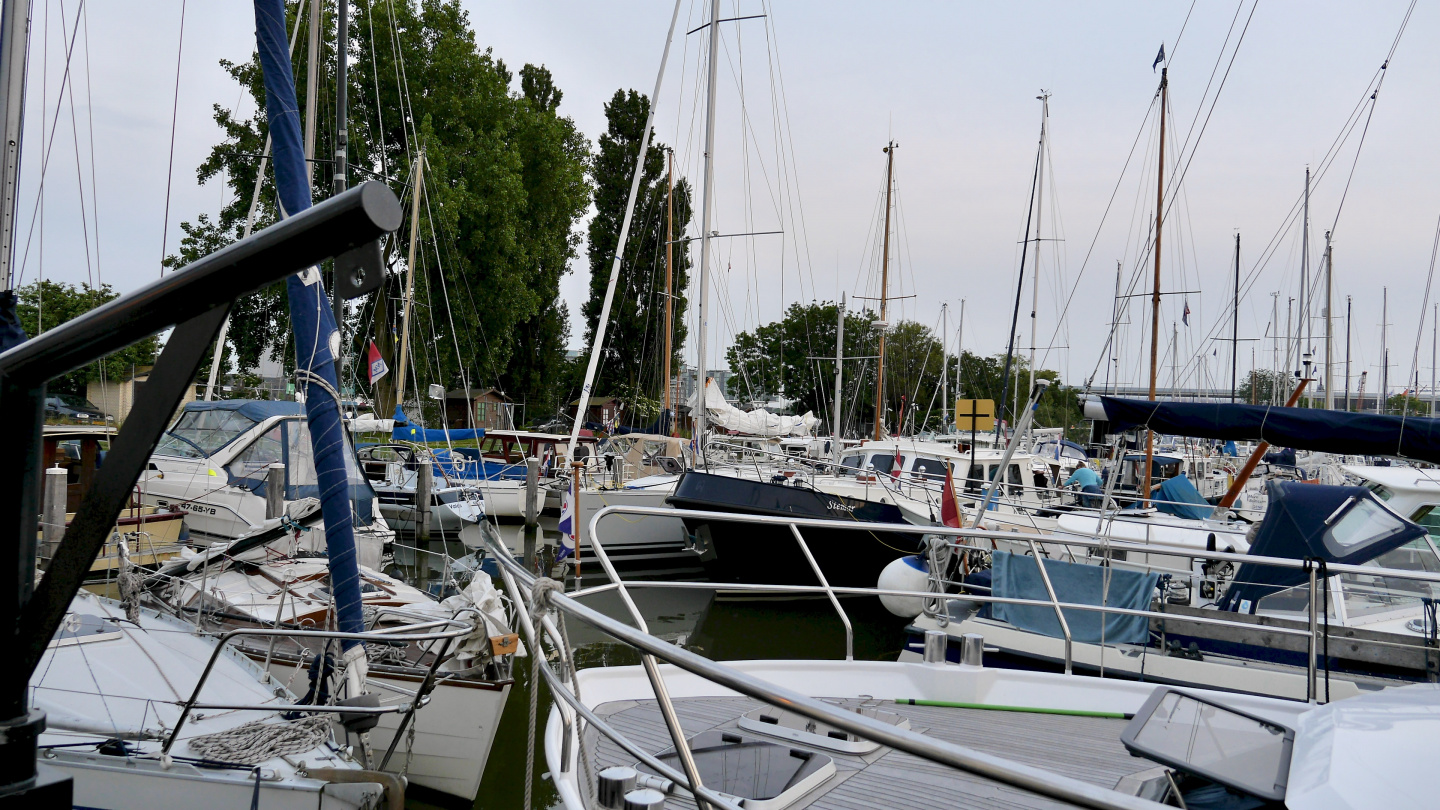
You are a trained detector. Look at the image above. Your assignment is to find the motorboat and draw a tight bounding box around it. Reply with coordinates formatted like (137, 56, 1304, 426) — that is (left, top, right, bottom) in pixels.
(139, 400, 393, 567)
(355, 442, 485, 541)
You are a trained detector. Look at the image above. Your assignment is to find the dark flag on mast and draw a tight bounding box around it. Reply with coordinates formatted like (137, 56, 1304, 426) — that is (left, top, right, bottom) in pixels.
(1153, 44, 1165, 71)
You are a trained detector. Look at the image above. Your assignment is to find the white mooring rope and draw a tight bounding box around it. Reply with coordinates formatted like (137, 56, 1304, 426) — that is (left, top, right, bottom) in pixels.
(186, 714, 331, 766)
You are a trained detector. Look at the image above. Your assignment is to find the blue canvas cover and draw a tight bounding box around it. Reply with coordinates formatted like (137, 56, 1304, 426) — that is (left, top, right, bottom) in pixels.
(389, 406, 485, 442)
(254, 0, 365, 648)
(990, 550, 1160, 645)
(1099, 396, 1440, 464)
(1155, 474, 1211, 520)
(1218, 480, 1427, 612)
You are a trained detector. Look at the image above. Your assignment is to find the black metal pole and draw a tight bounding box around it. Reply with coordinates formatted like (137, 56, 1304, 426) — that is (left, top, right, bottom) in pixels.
(331, 0, 350, 371)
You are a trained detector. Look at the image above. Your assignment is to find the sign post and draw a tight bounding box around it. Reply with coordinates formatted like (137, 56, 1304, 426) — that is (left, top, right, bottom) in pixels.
(954, 399, 995, 495)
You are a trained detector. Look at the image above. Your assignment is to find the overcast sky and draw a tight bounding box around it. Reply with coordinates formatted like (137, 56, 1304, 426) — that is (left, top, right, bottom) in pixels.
(18, 1, 1440, 401)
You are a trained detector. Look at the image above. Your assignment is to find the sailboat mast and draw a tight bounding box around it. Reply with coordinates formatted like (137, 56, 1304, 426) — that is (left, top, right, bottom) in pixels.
(1344, 296, 1352, 410)
(1324, 232, 1334, 409)
(663, 150, 674, 433)
(1143, 67, 1167, 507)
(1109, 261, 1120, 394)
(1432, 303, 1437, 416)
(332, 0, 350, 333)
(1299, 168, 1309, 379)
(395, 152, 425, 411)
(1231, 232, 1239, 403)
(694, 0, 721, 455)
(872, 141, 896, 440)
(0, 0, 29, 291)
(1381, 287, 1389, 414)
(832, 293, 845, 461)
(1027, 93, 1049, 421)
(941, 302, 949, 431)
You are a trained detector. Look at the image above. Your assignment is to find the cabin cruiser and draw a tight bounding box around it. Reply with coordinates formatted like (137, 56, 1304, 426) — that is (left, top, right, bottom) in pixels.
(904, 481, 1440, 699)
(144, 524, 518, 802)
(38, 590, 393, 809)
(139, 400, 392, 567)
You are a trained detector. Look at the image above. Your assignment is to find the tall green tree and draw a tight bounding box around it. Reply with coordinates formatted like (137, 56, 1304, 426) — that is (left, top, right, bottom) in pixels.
(167, 0, 591, 420)
(581, 89, 694, 417)
(15, 281, 159, 395)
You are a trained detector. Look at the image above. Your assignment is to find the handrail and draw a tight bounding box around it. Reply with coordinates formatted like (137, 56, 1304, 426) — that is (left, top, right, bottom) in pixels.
(163, 619, 475, 755)
(1026, 536, 1072, 674)
(591, 504, 1440, 584)
(486, 537, 1159, 810)
(789, 524, 853, 660)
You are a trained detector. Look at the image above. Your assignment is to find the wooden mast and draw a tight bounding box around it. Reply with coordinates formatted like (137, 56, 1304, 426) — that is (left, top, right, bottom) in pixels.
(873, 141, 896, 440)
(1143, 68, 1167, 508)
(663, 150, 675, 435)
(395, 152, 425, 411)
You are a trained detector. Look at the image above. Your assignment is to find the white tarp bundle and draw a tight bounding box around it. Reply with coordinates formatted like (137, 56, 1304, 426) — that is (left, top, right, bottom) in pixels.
(689, 379, 818, 437)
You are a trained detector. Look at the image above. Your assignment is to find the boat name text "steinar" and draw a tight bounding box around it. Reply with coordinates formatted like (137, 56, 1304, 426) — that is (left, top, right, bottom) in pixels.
(826, 500, 855, 514)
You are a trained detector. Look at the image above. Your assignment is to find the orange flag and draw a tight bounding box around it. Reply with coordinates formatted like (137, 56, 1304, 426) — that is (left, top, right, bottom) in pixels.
(941, 463, 961, 528)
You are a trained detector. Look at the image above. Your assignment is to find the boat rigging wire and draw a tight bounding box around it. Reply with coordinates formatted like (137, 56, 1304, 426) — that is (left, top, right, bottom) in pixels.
(159, 0, 188, 275)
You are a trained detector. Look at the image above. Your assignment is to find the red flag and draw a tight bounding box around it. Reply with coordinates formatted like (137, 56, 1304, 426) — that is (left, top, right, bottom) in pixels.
(367, 340, 389, 384)
(891, 449, 904, 480)
(941, 463, 961, 528)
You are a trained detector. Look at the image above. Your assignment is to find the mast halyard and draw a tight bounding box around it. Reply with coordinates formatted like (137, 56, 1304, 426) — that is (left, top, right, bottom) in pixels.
(1026, 92, 1049, 431)
(1143, 66, 1168, 509)
(872, 140, 896, 440)
(663, 150, 674, 434)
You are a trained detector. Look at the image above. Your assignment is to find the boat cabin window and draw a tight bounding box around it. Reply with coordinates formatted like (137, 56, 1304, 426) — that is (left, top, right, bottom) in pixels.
(1364, 481, 1394, 502)
(1409, 504, 1440, 538)
(840, 454, 863, 474)
(909, 456, 949, 481)
(1324, 498, 1410, 553)
(228, 425, 284, 480)
(869, 453, 897, 475)
(1338, 542, 1440, 621)
(159, 408, 258, 458)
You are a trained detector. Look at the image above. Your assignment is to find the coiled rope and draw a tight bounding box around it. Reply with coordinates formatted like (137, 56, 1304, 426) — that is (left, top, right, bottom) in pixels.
(186, 714, 331, 766)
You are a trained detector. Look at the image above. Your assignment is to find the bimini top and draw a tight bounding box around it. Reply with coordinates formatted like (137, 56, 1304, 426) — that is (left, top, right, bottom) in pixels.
(182, 399, 305, 423)
(1218, 480, 1427, 612)
(1096, 396, 1440, 464)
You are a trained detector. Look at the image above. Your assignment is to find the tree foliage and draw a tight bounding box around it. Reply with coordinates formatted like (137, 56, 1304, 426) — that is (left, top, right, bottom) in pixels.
(168, 0, 591, 420)
(580, 89, 694, 411)
(15, 281, 159, 394)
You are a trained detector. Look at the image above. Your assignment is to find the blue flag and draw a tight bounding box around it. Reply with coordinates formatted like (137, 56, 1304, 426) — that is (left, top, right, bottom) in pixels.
(1153, 44, 1165, 71)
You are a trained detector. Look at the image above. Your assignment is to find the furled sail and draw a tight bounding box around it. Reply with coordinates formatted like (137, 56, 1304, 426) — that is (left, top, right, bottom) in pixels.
(689, 378, 817, 437)
(253, 0, 365, 651)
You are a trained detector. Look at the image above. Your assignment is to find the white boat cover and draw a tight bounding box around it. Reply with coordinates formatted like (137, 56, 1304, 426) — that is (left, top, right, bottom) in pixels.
(1285, 682, 1440, 810)
(349, 414, 395, 433)
(689, 379, 818, 437)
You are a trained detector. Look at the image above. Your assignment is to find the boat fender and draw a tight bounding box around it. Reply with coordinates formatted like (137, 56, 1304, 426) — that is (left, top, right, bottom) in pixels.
(878, 555, 930, 618)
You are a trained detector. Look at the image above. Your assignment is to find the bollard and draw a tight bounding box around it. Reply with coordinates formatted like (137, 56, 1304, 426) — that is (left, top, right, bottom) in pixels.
(597, 766, 638, 809)
(265, 462, 286, 520)
(415, 455, 433, 542)
(923, 629, 948, 664)
(623, 788, 666, 810)
(524, 456, 540, 527)
(40, 466, 67, 562)
(960, 633, 984, 667)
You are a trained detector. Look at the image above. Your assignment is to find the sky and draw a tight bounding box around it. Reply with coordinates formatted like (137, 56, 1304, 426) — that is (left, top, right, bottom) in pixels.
(17, 1, 1440, 403)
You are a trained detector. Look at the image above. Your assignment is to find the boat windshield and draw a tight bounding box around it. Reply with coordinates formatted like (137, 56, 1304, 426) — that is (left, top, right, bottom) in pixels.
(1338, 541, 1440, 621)
(157, 408, 258, 458)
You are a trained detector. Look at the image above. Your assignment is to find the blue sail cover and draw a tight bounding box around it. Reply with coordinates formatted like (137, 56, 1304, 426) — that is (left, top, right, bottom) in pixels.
(1099, 396, 1440, 463)
(1218, 481, 1427, 612)
(1155, 474, 1211, 520)
(389, 405, 486, 442)
(254, 0, 365, 649)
